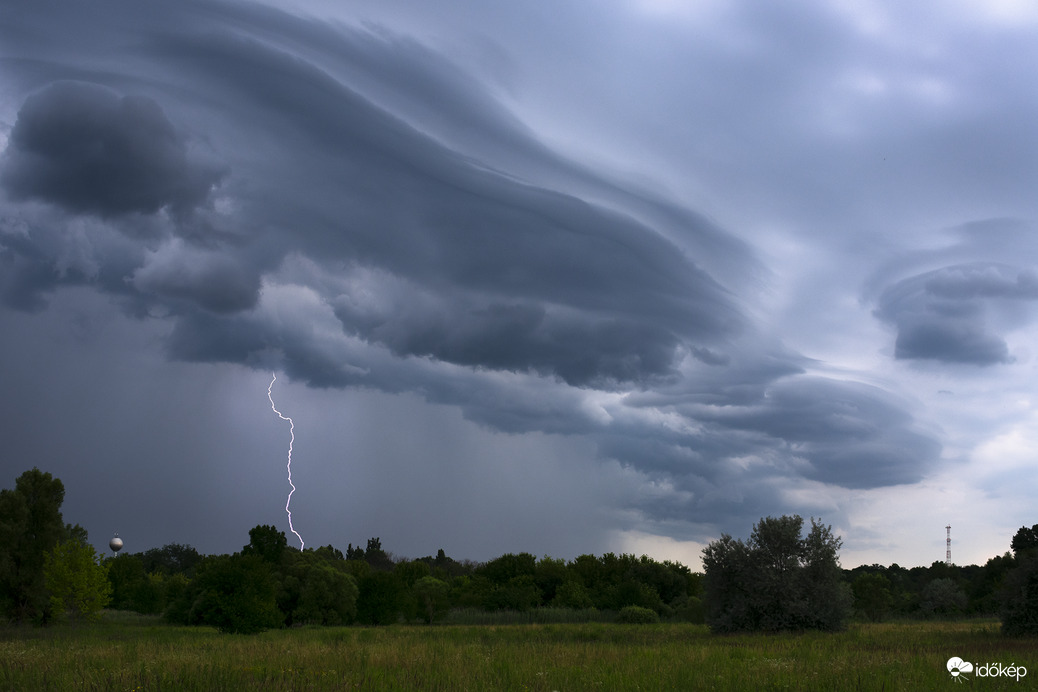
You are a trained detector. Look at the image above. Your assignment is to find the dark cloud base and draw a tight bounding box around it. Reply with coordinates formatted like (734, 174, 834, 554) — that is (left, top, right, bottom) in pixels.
(0, 0, 947, 547)
(1, 81, 225, 219)
(875, 262, 1037, 365)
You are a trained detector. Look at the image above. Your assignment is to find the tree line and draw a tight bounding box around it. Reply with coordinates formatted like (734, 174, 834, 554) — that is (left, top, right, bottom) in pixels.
(701, 514, 1038, 634)
(3, 468, 1038, 636)
(114, 527, 705, 633)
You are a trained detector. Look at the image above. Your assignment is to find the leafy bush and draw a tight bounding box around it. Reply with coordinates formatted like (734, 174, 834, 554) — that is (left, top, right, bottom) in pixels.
(670, 594, 705, 623)
(616, 605, 659, 624)
(43, 539, 111, 623)
(276, 551, 359, 626)
(294, 562, 358, 625)
(186, 554, 283, 634)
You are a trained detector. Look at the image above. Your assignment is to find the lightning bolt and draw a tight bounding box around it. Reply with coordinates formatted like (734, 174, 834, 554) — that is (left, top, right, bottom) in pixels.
(268, 372, 304, 549)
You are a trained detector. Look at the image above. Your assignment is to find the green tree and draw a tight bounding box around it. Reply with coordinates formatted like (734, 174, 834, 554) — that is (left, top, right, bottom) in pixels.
(242, 525, 288, 565)
(106, 553, 148, 611)
(363, 537, 394, 572)
(356, 571, 405, 625)
(0, 468, 73, 622)
(534, 557, 568, 604)
(314, 544, 344, 562)
(418, 548, 468, 578)
(134, 573, 166, 615)
(1011, 524, 1038, 557)
(476, 552, 540, 612)
(161, 573, 192, 625)
(1001, 554, 1038, 636)
(630, 557, 691, 607)
(1001, 524, 1038, 636)
(970, 552, 1015, 615)
(275, 549, 358, 626)
(920, 578, 967, 617)
(852, 572, 893, 621)
(610, 578, 663, 613)
(394, 559, 432, 588)
(140, 543, 202, 576)
(481, 575, 540, 612)
(293, 561, 358, 625)
(702, 515, 852, 633)
(553, 580, 594, 609)
(797, 518, 853, 630)
(43, 539, 111, 624)
(412, 575, 450, 624)
(187, 554, 283, 634)
(479, 553, 537, 585)
(393, 560, 431, 621)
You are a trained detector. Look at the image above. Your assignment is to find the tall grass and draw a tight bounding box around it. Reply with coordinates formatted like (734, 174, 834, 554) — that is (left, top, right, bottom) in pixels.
(445, 607, 612, 625)
(0, 612, 1033, 690)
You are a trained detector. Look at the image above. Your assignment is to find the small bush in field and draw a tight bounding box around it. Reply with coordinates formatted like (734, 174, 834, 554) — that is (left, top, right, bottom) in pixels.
(616, 605, 659, 624)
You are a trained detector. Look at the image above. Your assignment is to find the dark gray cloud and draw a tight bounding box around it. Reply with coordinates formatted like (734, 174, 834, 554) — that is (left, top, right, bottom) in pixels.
(702, 377, 939, 488)
(133, 240, 260, 314)
(13, 0, 1022, 563)
(3, 1, 745, 387)
(894, 320, 1010, 365)
(0, 209, 147, 312)
(875, 262, 1038, 365)
(925, 265, 1038, 301)
(0, 81, 224, 219)
(0, 230, 59, 311)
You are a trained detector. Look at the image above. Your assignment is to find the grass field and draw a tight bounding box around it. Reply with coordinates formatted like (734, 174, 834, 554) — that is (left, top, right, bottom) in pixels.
(0, 612, 1033, 690)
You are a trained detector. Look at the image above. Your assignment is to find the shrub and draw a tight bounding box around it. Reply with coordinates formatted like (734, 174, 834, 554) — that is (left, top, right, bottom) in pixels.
(187, 554, 283, 634)
(616, 605, 659, 624)
(43, 539, 111, 623)
(294, 563, 358, 625)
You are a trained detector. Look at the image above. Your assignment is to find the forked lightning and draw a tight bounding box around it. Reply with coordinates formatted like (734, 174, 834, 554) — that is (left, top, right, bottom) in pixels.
(267, 372, 304, 549)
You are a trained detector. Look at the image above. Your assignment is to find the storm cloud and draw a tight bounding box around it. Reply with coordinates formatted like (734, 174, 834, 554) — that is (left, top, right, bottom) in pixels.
(2, 0, 1035, 566)
(1, 81, 224, 219)
(875, 262, 1038, 365)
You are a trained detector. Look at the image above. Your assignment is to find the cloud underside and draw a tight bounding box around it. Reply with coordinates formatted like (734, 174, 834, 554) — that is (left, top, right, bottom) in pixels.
(1, 81, 225, 218)
(0, 0, 942, 538)
(877, 263, 1038, 365)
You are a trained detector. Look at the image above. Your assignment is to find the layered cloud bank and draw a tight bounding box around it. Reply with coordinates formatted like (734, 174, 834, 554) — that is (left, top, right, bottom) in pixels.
(2, 0, 1035, 561)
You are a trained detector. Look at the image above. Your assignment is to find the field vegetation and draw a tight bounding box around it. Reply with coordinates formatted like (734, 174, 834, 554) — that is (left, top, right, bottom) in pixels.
(1, 612, 1033, 691)
(3, 467, 1038, 690)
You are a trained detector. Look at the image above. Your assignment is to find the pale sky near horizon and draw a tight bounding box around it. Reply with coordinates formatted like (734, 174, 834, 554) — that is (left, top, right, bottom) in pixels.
(2, 0, 1037, 570)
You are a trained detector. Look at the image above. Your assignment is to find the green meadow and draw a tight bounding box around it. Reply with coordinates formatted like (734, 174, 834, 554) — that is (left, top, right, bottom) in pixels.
(1, 613, 1033, 691)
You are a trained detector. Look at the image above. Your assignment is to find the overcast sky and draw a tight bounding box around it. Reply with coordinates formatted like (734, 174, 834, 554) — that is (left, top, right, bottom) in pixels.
(2, 0, 1037, 569)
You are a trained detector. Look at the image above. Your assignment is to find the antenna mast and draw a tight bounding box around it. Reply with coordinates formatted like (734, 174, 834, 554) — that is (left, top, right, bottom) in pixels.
(946, 525, 951, 565)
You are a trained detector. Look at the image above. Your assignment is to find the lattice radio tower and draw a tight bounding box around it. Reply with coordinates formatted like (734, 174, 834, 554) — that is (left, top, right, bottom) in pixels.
(946, 525, 952, 565)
